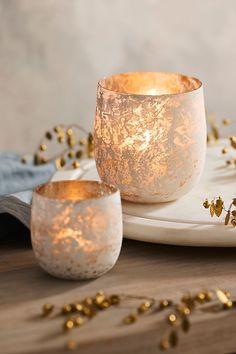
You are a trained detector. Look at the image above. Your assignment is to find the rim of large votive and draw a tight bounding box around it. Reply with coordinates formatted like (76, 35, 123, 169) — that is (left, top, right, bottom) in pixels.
(98, 71, 202, 97)
(33, 180, 119, 202)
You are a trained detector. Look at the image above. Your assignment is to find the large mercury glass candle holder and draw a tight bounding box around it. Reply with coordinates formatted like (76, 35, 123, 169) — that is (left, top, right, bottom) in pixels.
(94, 72, 206, 203)
(31, 180, 123, 280)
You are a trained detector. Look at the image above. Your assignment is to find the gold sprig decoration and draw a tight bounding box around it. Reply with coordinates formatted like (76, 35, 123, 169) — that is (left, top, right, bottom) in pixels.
(221, 136, 236, 166)
(38, 288, 236, 351)
(206, 112, 231, 145)
(203, 197, 236, 227)
(21, 124, 94, 170)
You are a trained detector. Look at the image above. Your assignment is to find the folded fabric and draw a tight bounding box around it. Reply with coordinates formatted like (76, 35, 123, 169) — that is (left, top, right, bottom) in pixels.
(0, 152, 55, 197)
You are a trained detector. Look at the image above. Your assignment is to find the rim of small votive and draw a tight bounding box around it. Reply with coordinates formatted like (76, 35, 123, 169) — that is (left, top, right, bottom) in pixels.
(98, 71, 202, 97)
(33, 180, 120, 202)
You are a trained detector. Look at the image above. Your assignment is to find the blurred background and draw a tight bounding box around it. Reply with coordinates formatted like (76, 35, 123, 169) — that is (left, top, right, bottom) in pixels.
(0, 0, 235, 153)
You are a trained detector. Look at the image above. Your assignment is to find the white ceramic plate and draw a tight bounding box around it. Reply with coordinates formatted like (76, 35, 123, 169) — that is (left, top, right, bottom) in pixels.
(54, 140, 236, 247)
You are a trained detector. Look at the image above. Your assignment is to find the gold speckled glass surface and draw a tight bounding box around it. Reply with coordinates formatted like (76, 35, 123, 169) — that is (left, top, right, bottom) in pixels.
(94, 72, 206, 203)
(31, 180, 123, 279)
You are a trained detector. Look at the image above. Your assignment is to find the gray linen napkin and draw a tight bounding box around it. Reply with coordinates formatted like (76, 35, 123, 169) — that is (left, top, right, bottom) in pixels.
(0, 152, 55, 197)
(0, 152, 56, 235)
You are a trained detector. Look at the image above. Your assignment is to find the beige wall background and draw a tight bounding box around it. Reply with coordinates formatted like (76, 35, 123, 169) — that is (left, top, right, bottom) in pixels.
(0, 0, 235, 153)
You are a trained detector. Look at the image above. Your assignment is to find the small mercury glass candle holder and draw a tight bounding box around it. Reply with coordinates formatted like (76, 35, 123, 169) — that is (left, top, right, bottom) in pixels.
(31, 180, 123, 280)
(94, 71, 206, 203)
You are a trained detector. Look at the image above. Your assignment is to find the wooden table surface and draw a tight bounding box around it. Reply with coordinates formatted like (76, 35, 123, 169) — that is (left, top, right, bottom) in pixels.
(1, 216, 236, 354)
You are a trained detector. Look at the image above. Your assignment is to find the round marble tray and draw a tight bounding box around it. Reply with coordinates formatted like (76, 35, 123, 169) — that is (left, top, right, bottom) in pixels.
(53, 140, 236, 247)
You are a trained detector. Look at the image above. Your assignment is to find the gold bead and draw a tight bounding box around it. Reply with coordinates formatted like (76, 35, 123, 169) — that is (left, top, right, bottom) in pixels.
(66, 128, 74, 136)
(224, 290, 231, 298)
(68, 150, 75, 159)
(159, 338, 170, 351)
(54, 126, 63, 134)
(67, 136, 77, 148)
(84, 297, 93, 306)
(123, 313, 138, 324)
(110, 295, 120, 305)
(63, 319, 74, 331)
(39, 144, 47, 151)
(42, 303, 54, 317)
(138, 301, 153, 314)
(76, 150, 83, 159)
(62, 304, 73, 314)
(79, 138, 86, 145)
(222, 147, 228, 154)
(196, 292, 206, 303)
(45, 131, 53, 140)
(231, 218, 236, 227)
(176, 305, 191, 316)
(40, 156, 48, 164)
(182, 317, 190, 332)
(99, 299, 111, 309)
(203, 199, 210, 209)
(159, 299, 172, 309)
(223, 118, 231, 125)
(168, 313, 177, 324)
(73, 316, 83, 327)
(58, 136, 65, 144)
(205, 291, 213, 301)
(230, 136, 236, 149)
(82, 306, 96, 318)
(73, 303, 83, 312)
(66, 339, 77, 351)
(95, 293, 106, 306)
(72, 161, 80, 169)
(169, 330, 178, 347)
(224, 300, 233, 309)
(21, 156, 27, 164)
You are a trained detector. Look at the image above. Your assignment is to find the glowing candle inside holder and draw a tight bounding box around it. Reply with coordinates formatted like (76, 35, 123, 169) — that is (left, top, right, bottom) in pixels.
(94, 72, 206, 203)
(31, 180, 122, 280)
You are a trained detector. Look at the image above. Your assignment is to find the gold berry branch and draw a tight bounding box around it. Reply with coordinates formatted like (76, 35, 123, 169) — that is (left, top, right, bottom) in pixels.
(39, 289, 235, 351)
(21, 124, 94, 170)
(203, 197, 236, 227)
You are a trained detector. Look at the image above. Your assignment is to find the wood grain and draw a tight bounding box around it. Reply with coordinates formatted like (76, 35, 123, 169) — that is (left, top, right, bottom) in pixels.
(1, 232, 236, 354)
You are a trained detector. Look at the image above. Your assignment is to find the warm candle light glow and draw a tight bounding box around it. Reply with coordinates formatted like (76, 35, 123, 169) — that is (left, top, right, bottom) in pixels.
(94, 72, 206, 203)
(31, 180, 123, 279)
